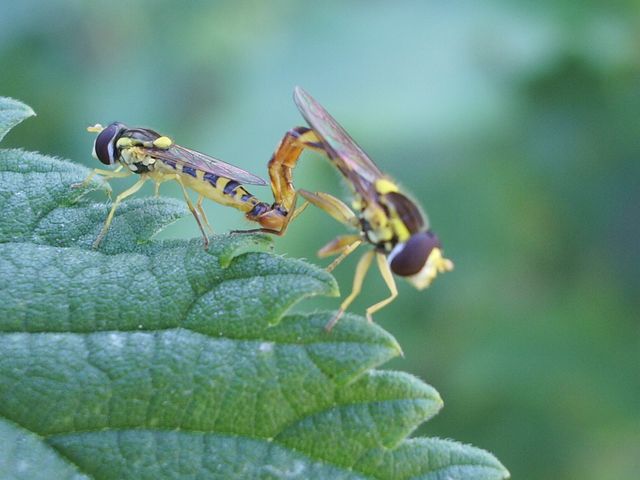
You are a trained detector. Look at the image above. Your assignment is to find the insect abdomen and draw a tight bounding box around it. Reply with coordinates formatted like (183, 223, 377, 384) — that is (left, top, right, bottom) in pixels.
(160, 161, 260, 213)
(215, 177, 260, 208)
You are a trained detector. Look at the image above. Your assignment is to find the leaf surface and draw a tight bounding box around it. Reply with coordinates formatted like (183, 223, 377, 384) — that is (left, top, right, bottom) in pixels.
(0, 97, 509, 479)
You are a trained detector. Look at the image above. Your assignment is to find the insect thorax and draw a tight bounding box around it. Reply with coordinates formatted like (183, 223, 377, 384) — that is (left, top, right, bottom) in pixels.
(356, 191, 426, 253)
(356, 200, 395, 252)
(119, 148, 157, 174)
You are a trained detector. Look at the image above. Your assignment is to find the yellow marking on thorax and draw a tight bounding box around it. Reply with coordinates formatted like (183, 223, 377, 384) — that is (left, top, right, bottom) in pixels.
(381, 193, 412, 242)
(389, 217, 411, 242)
(116, 137, 134, 149)
(361, 192, 411, 244)
(153, 136, 172, 149)
(118, 147, 144, 169)
(375, 178, 399, 195)
(362, 203, 394, 243)
(117, 145, 159, 173)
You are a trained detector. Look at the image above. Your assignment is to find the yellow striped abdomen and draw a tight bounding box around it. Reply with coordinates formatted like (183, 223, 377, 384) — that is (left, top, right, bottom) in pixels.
(154, 160, 261, 213)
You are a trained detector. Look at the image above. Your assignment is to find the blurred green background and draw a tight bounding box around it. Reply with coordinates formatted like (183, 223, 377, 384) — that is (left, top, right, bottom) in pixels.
(1, 1, 638, 478)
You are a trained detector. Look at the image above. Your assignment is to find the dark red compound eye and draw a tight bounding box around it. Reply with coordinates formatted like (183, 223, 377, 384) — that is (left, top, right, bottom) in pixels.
(389, 231, 441, 277)
(94, 123, 123, 165)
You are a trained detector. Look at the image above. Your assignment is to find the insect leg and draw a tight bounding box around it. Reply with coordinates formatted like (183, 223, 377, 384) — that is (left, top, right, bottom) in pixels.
(93, 176, 147, 248)
(291, 200, 310, 220)
(171, 175, 209, 249)
(298, 189, 359, 227)
(325, 249, 375, 331)
(317, 235, 362, 273)
(154, 182, 161, 197)
(318, 234, 362, 257)
(196, 194, 214, 234)
(72, 165, 131, 190)
(364, 252, 399, 323)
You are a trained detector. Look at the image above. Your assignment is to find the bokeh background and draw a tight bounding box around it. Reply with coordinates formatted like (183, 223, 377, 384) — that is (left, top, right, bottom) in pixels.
(1, 1, 638, 478)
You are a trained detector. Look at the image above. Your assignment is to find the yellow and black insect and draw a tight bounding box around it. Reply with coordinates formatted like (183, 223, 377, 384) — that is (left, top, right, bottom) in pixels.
(78, 123, 298, 248)
(268, 87, 454, 330)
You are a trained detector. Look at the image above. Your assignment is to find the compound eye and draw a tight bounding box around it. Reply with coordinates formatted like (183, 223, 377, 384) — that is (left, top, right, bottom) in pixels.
(93, 123, 122, 165)
(389, 231, 441, 277)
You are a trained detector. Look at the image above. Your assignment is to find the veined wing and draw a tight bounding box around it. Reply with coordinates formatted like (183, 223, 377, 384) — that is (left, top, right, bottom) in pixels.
(293, 86, 384, 194)
(152, 144, 267, 186)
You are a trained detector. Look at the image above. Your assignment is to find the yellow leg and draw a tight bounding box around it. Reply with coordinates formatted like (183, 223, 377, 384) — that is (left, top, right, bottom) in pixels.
(365, 253, 399, 323)
(298, 189, 359, 227)
(317, 235, 362, 273)
(196, 194, 214, 234)
(171, 175, 209, 249)
(93, 176, 147, 248)
(154, 181, 161, 197)
(291, 200, 309, 221)
(72, 165, 130, 191)
(325, 250, 375, 331)
(318, 234, 362, 257)
(325, 241, 362, 273)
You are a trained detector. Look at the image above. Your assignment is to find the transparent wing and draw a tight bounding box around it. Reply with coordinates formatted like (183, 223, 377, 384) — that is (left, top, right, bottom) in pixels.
(152, 144, 267, 186)
(294, 86, 384, 194)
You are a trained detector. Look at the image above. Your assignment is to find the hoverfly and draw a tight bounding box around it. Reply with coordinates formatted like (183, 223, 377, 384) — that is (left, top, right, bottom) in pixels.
(77, 123, 299, 248)
(267, 87, 454, 330)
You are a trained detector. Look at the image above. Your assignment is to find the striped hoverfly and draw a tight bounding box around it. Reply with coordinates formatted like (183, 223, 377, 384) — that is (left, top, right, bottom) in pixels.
(77, 123, 300, 248)
(267, 87, 454, 330)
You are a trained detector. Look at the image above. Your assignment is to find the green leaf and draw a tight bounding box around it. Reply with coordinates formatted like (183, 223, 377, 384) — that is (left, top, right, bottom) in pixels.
(0, 98, 509, 479)
(0, 97, 35, 143)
